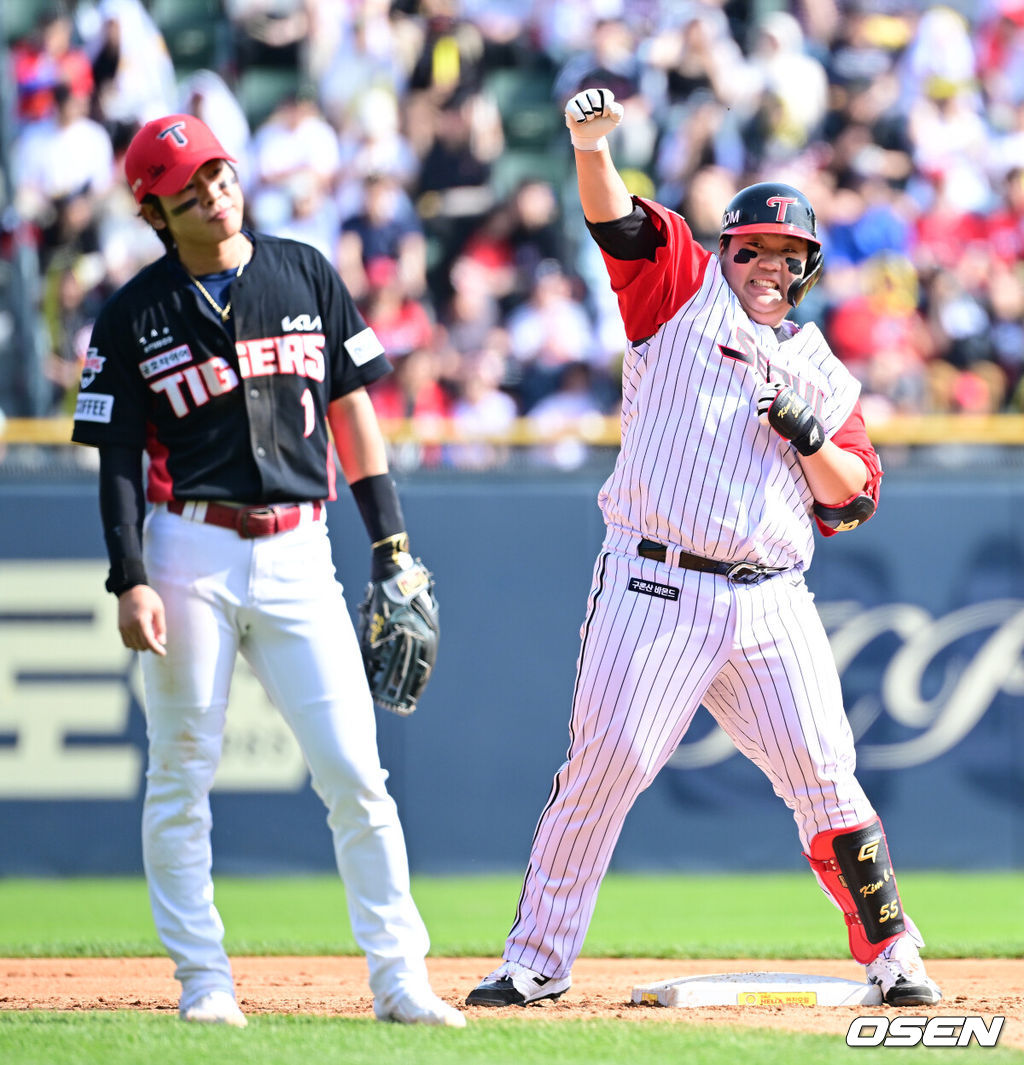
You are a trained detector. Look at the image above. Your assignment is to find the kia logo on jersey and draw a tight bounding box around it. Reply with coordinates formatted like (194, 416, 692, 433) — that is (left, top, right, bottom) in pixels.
(282, 314, 322, 332)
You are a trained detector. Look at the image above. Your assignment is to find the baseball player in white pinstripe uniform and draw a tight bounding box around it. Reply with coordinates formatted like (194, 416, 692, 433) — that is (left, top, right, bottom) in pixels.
(467, 88, 941, 1010)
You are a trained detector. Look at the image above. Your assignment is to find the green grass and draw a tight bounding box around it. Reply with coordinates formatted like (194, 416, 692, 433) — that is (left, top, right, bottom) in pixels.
(0, 872, 1020, 958)
(2, 874, 1021, 1065)
(0, 1012, 1021, 1065)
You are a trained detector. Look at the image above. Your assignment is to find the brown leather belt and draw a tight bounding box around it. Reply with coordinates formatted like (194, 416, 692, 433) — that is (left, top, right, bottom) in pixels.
(637, 538, 784, 585)
(167, 500, 323, 538)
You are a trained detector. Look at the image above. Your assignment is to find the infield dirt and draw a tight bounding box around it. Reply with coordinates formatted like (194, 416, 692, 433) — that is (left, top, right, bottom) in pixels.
(2, 956, 1022, 1046)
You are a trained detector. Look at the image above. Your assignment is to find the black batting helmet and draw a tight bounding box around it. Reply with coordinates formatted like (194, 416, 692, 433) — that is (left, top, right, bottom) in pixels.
(719, 181, 823, 306)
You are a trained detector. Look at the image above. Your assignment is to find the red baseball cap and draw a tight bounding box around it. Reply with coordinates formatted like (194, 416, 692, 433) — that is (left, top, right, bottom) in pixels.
(124, 114, 236, 204)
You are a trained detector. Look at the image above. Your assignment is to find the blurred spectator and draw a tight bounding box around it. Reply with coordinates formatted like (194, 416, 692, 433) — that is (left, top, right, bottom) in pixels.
(440, 252, 503, 356)
(985, 260, 1024, 392)
(334, 88, 421, 212)
(526, 360, 611, 470)
(906, 82, 991, 212)
(40, 252, 107, 415)
(449, 330, 518, 469)
(223, 0, 311, 71)
(406, 0, 488, 105)
(554, 17, 656, 172)
(367, 345, 452, 468)
(337, 170, 426, 301)
(76, 0, 177, 139)
(179, 69, 252, 165)
(246, 93, 341, 233)
(986, 165, 1024, 266)
(14, 83, 115, 268)
(414, 89, 503, 302)
(271, 173, 342, 261)
(826, 175, 913, 269)
(458, 178, 567, 311)
(675, 166, 740, 250)
(896, 5, 978, 115)
(317, 3, 414, 127)
(744, 9, 830, 160)
(13, 0, 1024, 439)
(647, 8, 758, 200)
(505, 259, 597, 411)
(826, 252, 935, 411)
(923, 248, 995, 370)
(12, 9, 94, 125)
(910, 172, 989, 274)
(360, 257, 434, 359)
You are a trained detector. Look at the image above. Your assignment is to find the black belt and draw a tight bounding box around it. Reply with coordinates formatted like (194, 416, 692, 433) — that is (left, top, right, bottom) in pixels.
(637, 539, 784, 585)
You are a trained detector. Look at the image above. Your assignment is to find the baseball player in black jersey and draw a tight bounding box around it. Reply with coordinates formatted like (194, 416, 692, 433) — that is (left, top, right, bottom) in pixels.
(71, 114, 464, 1028)
(466, 88, 941, 1012)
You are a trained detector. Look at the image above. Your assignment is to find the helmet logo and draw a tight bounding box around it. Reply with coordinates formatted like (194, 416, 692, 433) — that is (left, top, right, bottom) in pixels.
(766, 195, 797, 223)
(157, 121, 189, 148)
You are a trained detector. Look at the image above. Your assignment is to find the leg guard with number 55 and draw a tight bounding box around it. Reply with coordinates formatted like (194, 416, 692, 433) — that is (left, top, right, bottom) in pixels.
(805, 819, 906, 963)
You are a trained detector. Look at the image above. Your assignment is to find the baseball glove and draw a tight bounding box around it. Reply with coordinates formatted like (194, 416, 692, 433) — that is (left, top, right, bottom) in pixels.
(357, 562, 439, 715)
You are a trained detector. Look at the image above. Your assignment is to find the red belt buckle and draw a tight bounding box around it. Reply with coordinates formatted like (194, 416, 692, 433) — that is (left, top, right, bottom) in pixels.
(238, 506, 279, 538)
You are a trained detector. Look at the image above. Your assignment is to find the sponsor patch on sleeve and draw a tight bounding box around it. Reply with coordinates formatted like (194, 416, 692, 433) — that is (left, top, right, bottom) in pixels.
(344, 326, 385, 366)
(74, 393, 115, 423)
(628, 577, 679, 600)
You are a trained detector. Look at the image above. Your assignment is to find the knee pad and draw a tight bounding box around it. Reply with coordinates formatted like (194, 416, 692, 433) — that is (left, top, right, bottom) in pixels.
(805, 819, 906, 963)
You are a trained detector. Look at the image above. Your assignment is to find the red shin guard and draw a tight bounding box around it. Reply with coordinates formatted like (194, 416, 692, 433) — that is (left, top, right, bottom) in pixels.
(805, 819, 906, 963)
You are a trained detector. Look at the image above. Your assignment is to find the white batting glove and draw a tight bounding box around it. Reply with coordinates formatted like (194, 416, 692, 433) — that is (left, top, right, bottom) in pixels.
(756, 381, 785, 427)
(564, 87, 624, 152)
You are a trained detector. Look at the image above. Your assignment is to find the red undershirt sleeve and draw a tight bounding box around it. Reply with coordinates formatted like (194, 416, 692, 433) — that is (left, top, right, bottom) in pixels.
(597, 197, 712, 342)
(815, 401, 882, 537)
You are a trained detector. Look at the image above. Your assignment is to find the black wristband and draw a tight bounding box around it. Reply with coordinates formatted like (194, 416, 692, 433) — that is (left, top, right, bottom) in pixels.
(351, 474, 411, 579)
(350, 474, 406, 543)
(105, 558, 148, 597)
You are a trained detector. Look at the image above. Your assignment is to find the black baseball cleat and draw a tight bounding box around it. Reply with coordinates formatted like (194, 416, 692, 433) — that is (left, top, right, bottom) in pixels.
(465, 961, 571, 1007)
(865, 935, 942, 1006)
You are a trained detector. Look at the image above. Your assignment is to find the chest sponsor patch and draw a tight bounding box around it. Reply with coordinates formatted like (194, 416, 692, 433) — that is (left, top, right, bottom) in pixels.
(74, 392, 114, 423)
(140, 344, 192, 379)
(628, 577, 679, 601)
(344, 326, 385, 366)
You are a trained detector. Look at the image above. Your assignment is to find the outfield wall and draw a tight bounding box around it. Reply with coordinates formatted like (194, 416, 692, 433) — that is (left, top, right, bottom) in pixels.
(1, 464, 1022, 874)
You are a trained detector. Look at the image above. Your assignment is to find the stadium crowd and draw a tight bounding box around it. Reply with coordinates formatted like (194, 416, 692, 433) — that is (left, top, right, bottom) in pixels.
(6, 0, 1024, 469)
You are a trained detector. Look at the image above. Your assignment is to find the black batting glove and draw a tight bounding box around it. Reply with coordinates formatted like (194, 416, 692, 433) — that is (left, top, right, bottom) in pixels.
(757, 382, 825, 456)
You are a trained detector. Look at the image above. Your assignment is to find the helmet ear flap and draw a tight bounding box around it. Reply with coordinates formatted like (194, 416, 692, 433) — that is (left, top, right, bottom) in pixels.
(787, 244, 823, 307)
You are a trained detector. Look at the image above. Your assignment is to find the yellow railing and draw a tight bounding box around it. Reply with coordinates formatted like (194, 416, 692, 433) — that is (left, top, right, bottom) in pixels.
(4, 414, 1024, 447)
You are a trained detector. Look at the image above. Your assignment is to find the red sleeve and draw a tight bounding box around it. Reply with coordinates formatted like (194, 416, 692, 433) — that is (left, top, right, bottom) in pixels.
(815, 400, 883, 537)
(598, 196, 712, 342)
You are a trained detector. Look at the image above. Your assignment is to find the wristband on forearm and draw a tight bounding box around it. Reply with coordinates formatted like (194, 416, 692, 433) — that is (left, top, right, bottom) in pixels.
(350, 474, 411, 579)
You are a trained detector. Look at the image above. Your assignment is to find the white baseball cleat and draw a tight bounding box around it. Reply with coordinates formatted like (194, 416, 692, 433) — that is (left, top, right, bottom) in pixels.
(865, 935, 942, 1006)
(465, 960, 571, 1007)
(374, 988, 467, 1027)
(180, 989, 248, 1027)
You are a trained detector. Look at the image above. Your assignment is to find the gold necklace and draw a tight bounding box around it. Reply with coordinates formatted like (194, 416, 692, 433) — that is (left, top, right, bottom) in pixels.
(188, 257, 247, 322)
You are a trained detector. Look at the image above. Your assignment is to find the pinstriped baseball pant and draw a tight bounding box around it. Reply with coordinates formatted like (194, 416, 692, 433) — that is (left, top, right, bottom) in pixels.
(505, 541, 876, 979)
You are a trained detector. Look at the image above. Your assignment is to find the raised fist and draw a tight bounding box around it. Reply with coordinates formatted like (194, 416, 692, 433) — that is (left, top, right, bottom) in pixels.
(564, 88, 624, 151)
